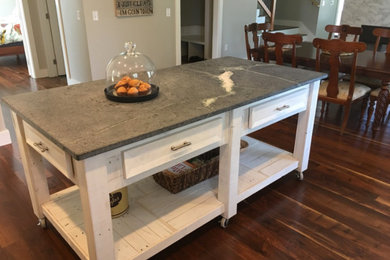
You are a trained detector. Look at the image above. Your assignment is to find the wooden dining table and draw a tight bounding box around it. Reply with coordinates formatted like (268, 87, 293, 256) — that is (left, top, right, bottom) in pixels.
(283, 41, 390, 135)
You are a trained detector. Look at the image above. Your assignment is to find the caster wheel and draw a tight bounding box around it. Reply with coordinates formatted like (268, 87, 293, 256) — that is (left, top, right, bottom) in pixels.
(296, 172, 304, 180)
(38, 218, 47, 229)
(220, 217, 229, 228)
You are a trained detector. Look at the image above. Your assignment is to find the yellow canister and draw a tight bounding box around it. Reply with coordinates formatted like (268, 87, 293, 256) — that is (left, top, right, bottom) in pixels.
(109, 187, 129, 218)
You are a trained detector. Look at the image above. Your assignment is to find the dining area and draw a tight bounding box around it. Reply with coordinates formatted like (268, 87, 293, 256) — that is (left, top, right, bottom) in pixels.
(244, 22, 390, 136)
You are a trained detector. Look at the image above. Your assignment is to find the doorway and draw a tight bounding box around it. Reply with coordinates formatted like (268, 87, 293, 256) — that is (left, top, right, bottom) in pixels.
(45, 0, 66, 76)
(175, 0, 222, 65)
(17, 0, 66, 78)
(180, 0, 212, 63)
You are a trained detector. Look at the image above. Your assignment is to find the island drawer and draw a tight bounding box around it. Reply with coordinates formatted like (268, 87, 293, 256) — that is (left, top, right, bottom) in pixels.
(23, 121, 74, 180)
(248, 86, 309, 130)
(122, 117, 223, 182)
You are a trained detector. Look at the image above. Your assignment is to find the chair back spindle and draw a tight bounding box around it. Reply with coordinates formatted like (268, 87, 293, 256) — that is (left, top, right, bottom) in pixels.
(244, 22, 271, 61)
(262, 32, 303, 67)
(372, 28, 390, 55)
(325, 24, 362, 42)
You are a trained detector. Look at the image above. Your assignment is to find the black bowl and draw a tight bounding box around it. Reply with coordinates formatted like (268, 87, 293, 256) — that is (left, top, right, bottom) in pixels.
(104, 84, 159, 103)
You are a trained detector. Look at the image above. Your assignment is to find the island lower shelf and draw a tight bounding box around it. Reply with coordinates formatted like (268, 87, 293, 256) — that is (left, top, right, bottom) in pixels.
(42, 177, 224, 260)
(238, 136, 299, 202)
(41, 137, 299, 260)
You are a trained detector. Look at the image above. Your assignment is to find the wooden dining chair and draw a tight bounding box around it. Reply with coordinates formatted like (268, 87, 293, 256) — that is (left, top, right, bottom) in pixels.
(262, 32, 303, 67)
(313, 38, 371, 134)
(244, 22, 271, 61)
(325, 24, 362, 42)
(373, 27, 390, 55)
(364, 28, 390, 127)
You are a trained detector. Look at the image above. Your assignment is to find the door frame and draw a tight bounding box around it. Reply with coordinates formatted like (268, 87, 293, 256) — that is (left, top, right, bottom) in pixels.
(36, 0, 58, 77)
(174, 0, 223, 65)
(335, 0, 345, 25)
(17, 0, 65, 78)
(17, 0, 42, 78)
(46, 0, 66, 76)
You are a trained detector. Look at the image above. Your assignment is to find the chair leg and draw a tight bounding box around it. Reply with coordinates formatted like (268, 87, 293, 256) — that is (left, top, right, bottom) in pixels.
(366, 95, 376, 128)
(382, 102, 389, 124)
(360, 96, 369, 122)
(320, 100, 326, 118)
(340, 104, 352, 135)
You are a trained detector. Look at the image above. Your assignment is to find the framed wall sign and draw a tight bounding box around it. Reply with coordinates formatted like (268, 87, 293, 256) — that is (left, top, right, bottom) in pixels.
(115, 0, 153, 17)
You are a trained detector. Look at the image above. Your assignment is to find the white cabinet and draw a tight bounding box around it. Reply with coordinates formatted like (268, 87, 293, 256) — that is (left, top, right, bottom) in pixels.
(122, 117, 223, 183)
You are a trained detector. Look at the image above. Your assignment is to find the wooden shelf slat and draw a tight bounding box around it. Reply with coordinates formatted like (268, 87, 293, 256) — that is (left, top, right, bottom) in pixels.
(42, 177, 223, 260)
(238, 136, 299, 202)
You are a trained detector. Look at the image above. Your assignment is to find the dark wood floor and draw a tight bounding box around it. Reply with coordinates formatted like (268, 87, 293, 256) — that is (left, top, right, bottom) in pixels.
(1, 55, 389, 259)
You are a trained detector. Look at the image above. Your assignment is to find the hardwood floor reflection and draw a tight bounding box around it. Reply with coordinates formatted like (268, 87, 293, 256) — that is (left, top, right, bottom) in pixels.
(1, 56, 389, 259)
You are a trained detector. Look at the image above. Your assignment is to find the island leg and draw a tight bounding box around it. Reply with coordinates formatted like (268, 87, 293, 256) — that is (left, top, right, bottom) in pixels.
(293, 81, 320, 179)
(73, 157, 115, 260)
(11, 112, 50, 226)
(218, 108, 242, 226)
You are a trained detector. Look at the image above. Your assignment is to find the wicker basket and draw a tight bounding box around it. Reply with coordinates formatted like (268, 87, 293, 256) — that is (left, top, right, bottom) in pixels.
(153, 148, 219, 194)
(153, 140, 249, 194)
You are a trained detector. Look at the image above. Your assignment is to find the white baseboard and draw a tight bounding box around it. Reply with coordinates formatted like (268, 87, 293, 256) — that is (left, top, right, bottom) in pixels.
(67, 78, 81, 85)
(30, 68, 49, 79)
(0, 129, 11, 146)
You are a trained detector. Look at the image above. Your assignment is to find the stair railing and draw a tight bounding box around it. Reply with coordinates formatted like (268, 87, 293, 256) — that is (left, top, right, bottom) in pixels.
(257, 0, 277, 30)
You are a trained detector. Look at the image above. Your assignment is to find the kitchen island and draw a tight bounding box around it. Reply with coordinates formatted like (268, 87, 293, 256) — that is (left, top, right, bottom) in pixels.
(2, 57, 325, 260)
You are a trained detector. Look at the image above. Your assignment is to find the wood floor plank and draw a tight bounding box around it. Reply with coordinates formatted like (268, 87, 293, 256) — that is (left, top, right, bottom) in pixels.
(153, 219, 267, 260)
(246, 187, 389, 259)
(270, 174, 390, 244)
(234, 196, 345, 260)
(304, 164, 390, 216)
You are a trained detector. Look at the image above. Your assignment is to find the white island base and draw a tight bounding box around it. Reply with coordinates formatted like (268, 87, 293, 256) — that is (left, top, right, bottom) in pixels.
(42, 137, 298, 260)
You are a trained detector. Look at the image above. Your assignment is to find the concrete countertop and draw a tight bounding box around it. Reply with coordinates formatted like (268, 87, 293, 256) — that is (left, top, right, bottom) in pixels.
(2, 57, 325, 160)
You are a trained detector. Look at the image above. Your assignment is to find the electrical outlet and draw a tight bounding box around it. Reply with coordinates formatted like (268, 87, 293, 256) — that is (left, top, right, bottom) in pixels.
(92, 10, 99, 21)
(76, 10, 81, 21)
(166, 8, 171, 17)
(224, 44, 228, 51)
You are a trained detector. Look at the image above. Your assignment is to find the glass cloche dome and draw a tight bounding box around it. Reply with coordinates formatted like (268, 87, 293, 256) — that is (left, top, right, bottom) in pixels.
(106, 42, 156, 88)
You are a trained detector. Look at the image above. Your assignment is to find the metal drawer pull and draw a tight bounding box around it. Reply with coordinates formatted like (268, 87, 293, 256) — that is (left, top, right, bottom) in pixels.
(171, 141, 192, 151)
(33, 142, 49, 153)
(276, 105, 290, 111)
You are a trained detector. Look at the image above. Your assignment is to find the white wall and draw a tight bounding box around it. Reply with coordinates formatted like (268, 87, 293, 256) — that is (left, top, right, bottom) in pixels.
(56, 0, 92, 84)
(81, 0, 176, 80)
(221, 0, 257, 59)
(315, 0, 340, 39)
(276, 0, 319, 34)
(0, 0, 17, 18)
